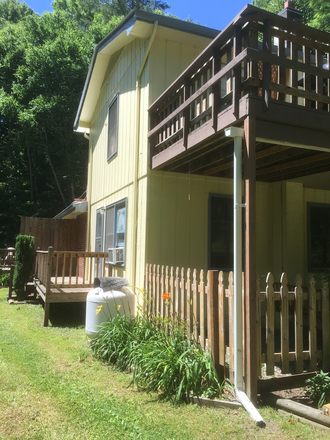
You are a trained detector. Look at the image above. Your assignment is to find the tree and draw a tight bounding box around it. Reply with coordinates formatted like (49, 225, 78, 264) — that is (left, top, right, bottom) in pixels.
(0, 9, 120, 246)
(0, 0, 34, 25)
(252, 0, 315, 26)
(104, 0, 170, 16)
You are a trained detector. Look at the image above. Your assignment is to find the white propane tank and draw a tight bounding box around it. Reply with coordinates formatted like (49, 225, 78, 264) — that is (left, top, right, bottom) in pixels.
(85, 286, 135, 339)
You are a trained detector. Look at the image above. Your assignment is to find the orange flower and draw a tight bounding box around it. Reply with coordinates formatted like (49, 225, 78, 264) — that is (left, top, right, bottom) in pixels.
(162, 292, 170, 300)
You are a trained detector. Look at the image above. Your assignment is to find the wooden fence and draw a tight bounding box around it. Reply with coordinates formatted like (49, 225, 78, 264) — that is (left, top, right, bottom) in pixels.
(20, 215, 87, 251)
(144, 264, 330, 385)
(35, 247, 110, 292)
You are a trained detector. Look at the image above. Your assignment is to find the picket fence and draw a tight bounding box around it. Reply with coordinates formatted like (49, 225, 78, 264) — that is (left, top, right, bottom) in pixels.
(144, 264, 330, 383)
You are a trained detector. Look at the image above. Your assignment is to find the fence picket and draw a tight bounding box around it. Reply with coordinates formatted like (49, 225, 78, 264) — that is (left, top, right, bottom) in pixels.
(266, 272, 275, 376)
(228, 272, 234, 382)
(186, 268, 191, 335)
(295, 274, 304, 373)
(156, 265, 160, 316)
(144, 264, 329, 390)
(175, 267, 179, 317)
(165, 266, 169, 320)
(309, 275, 318, 371)
(322, 280, 330, 372)
(192, 269, 198, 342)
(170, 267, 174, 317)
(180, 268, 185, 321)
(218, 271, 225, 371)
(160, 266, 165, 318)
(199, 270, 205, 351)
(280, 273, 289, 374)
(256, 273, 261, 377)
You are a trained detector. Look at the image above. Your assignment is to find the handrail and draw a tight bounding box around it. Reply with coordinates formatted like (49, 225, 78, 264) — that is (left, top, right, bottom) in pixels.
(148, 4, 330, 165)
(35, 248, 111, 289)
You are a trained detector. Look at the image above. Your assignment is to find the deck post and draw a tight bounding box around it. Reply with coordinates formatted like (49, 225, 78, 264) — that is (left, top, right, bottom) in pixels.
(44, 246, 53, 327)
(244, 116, 257, 402)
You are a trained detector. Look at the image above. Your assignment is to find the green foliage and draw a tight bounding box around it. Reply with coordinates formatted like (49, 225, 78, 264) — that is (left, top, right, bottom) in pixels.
(252, 0, 317, 27)
(0, 272, 10, 286)
(306, 370, 330, 407)
(91, 304, 222, 403)
(0, 0, 34, 25)
(12, 234, 35, 299)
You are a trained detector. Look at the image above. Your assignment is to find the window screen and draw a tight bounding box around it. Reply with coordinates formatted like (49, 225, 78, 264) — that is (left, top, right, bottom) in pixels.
(209, 195, 233, 270)
(308, 203, 330, 271)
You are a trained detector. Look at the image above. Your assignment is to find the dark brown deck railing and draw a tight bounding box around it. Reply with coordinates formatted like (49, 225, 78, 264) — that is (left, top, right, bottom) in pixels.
(148, 5, 330, 167)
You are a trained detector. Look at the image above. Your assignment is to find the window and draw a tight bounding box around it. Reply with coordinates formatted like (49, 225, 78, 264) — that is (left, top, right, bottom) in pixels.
(105, 199, 127, 265)
(308, 203, 330, 271)
(107, 95, 118, 160)
(208, 194, 233, 270)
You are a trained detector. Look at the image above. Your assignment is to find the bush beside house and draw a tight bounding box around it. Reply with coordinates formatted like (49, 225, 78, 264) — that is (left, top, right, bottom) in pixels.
(13, 235, 36, 300)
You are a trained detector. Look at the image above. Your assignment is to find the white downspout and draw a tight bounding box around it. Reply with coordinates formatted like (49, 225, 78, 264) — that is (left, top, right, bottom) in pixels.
(132, 21, 158, 289)
(84, 130, 92, 253)
(225, 126, 265, 427)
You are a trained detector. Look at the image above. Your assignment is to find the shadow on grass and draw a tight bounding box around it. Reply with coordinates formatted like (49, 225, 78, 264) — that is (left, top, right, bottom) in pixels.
(47, 302, 86, 328)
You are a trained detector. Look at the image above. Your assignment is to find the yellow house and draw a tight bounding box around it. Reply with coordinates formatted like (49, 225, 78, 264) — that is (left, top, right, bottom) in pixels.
(74, 7, 330, 292)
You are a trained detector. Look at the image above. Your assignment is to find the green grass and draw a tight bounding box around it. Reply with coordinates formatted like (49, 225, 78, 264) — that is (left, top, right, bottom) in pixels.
(0, 287, 328, 439)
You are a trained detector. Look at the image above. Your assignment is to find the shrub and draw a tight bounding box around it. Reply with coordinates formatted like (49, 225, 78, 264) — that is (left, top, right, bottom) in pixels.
(0, 273, 11, 287)
(91, 302, 222, 403)
(13, 235, 36, 301)
(306, 370, 330, 407)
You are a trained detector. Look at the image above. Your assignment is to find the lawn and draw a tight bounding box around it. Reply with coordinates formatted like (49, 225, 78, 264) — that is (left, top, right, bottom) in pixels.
(0, 288, 328, 440)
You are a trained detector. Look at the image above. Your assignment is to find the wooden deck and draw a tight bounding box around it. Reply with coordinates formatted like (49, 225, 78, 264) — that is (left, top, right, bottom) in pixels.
(35, 248, 111, 326)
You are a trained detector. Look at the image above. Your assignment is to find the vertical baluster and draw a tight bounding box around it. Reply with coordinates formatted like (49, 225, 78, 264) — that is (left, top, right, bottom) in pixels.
(309, 275, 317, 370)
(69, 253, 73, 286)
(304, 45, 311, 108)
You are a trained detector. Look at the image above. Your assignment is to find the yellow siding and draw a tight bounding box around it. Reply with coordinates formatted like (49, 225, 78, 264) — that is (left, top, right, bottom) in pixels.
(86, 30, 215, 289)
(149, 38, 204, 104)
(146, 171, 233, 271)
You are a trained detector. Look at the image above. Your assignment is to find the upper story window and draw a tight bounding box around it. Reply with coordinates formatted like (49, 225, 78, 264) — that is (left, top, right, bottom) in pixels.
(308, 203, 330, 272)
(107, 95, 118, 161)
(208, 194, 233, 270)
(105, 199, 127, 266)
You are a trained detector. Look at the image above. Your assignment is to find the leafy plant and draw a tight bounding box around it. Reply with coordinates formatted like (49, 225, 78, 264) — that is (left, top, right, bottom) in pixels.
(91, 292, 222, 403)
(306, 370, 330, 407)
(0, 273, 10, 287)
(13, 235, 36, 301)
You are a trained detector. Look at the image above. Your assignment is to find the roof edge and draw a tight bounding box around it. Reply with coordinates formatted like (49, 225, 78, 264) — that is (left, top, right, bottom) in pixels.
(73, 10, 220, 131)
